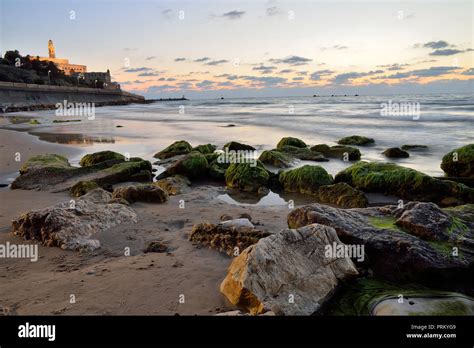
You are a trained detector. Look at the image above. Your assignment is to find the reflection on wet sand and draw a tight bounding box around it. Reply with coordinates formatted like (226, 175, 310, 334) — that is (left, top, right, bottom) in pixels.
(218, 189, 318, 206)
(30, 132, 115, 145)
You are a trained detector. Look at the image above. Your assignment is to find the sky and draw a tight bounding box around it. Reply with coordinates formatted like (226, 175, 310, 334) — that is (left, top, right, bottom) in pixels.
(1, 0, 473, 98)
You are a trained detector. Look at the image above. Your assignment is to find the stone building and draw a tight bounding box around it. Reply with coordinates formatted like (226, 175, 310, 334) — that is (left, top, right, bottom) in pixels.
(37, 40, 87, 76)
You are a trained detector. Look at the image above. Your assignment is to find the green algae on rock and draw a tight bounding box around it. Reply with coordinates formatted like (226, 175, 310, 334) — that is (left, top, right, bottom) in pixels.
(337, 135, 375, 146)
(279, 165, 333, 194)
(276, 137, 307, 149)
(311, 144, 361, 161)
(441, 144, 474, 177)
(154, 140, 193, 159)
(258, 150, 295, 168)
(225, 161, 269, 193)
(79, 150, 125, 167)
(70, 181, 99, 197)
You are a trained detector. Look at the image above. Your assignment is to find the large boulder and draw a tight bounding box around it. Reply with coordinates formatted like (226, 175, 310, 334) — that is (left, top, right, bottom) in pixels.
(11, 188, 137, 251)
(279, 145, 327, 161)
(311, 144, 361, 161)
(193, 144, 216, 154)
(279, 165, 333, 194)
(317, 183, 368, 208)
(112, 184, 168, 203)
(225, 161, 269, 193)
(223, 141, 256, 152)
(337, 135, 374, 146)
(335, 161, 474, 206)
(276, 137, 307, 149)
(157, 151, 208, 179)
(219, 224, 358, 315)
(189, 219, 269, 256)
(11, 153, 152, 191)
(258, 150, 295, 168)
(79, 151, 124, 167)
(287, 202, 474, 288)
(441, 144, 474, 177)
(69, 181, 99, 197)
(382, 147, 409, 158)
(154, 140, 192, 159)
(401, 144, 428, 151)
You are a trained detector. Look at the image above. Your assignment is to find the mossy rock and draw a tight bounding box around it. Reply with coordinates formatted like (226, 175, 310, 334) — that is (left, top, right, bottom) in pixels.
(311, 144, 361, 161)
(209, 163, 227, 181)
(112, 184, 168, 204)
(317, 182, 368, 208)
(154, 140, 192, 159)
(276, 137, 307, 149)
(441, 144, 474, 177)
(29, 119, 41, 125)
(401, 144, 428, 151)
(258, 150, 294, 168)
(222, 141, 256, 151)
(225, 161, 269, 193)
(97, 159, 152, 185)
(19, 154, 71, 175)
(279, 145, 328, 161)
(204, 152, 220, 163)
(193, 144, 217, 154)
(279, 165, 333, 194)
(164, 151, 209, 179)
(382, 147, 409, 158)
(79, 151, 125, 167)
(325, 278, 471, 316)
(335, 161, 474, 206)
(337, 135, 375, 146)
(70, 181, 99, 197)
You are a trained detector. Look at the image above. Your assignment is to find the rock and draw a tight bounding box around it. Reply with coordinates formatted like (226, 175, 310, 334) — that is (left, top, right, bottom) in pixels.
(287, 203, 474, 287)
(258, 150, 295, 168)
(394, 202, 451, 241)
(219, 218, 254, 229)
(220, 214, 234, 221)
(372, 294, 474, 316)
(154, 175, 191, 195)
(278, 145, 328, 161)
(225, 161, 269, 193)
(279, 165, 333, 194)
(112, 184, 168, 203)
(219, 224, 358, 315)
(223, 141, 255, 151)
(157, 151, 208, 180)
(69, 181, 99, 197)
(144, 241, 168, 253)
(310, 144, 361, 161)
(19, 154, 70, 175)
(238, 213, 252, 222)
(154, 140, 192, 159)
(79, 151, 125, 167)
(317, 183, 368, 208)
(11, 188, 137, 251)
(382, 147, 409, 158)
(335, 161, 474, 206)
(401, 144, 428, 151)
(441, 144, 474, 177)
(108, 198, 130, 206)
(276, 137, 307, 149)
(189, 221, 269, 256)
(209, 163, 227, 181)
(12, 153, 153, 192)
(337, 135, 375, 146)
(193, 144, 216, 154)
(130, 170, 152, 182)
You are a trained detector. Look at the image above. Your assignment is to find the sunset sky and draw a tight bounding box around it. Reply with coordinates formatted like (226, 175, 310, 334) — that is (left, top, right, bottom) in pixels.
(1, 0, 473, 98)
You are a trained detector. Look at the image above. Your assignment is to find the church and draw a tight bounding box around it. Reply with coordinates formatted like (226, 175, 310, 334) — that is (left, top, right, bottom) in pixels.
(37, 40, 87, 76)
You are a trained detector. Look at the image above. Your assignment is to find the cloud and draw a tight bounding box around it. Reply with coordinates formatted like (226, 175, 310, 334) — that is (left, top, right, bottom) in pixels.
(162, 9, 173, 19)
(145, 56, 156, 60)
(321, 45, 348, 51)
(332, 70, 383, 84)
(377, 63, 409, 71)
(293, 77, 304, 81)
(216, 73, 239, 80)
(239, 75, 286, 86)
(310, 69, 335, 81)
(266, 6, 281, 16)
(124, 67, 152, 73)
(174, 57, 186, 62)
(430, 49, 464, 56)
(138, 71, 160, 77)
(461, 68, 474, 76)
(423, 40, 450, 49)
(205, 59, 229, 66)
(194, 57, 211, 62)
(196, 80, 216, 88)
(222, 10, 245, 20)
(253, 65, 277, 74)
(269, 55, 312, 66)
(123, 48, 138, 52)
(381, 66, 460, 79)
(296, 71, 308, 76)
(279, 69, 294, 74)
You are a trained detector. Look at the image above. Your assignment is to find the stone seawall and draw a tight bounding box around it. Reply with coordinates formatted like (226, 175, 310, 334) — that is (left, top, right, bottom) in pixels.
(0, 81, 145, 111)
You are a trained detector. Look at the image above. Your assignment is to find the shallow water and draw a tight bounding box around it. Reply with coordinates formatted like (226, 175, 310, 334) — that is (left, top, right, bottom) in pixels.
(4, 93, 473, 177)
